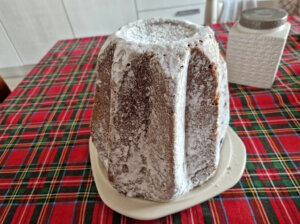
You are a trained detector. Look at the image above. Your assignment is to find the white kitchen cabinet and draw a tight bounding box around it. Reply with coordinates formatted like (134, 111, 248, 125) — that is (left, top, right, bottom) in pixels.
(138, 4, 206, 25)
(136, 0, 207, 25)
(136, 0, 205, 11)
(0, 0, 280, 71)
(0, 0, 74, 65)
(0, 22, 22, 68)
(63, 0, 137, 37)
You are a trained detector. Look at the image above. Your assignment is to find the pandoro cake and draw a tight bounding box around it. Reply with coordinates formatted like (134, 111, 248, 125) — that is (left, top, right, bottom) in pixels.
(91, 18, 229, 201)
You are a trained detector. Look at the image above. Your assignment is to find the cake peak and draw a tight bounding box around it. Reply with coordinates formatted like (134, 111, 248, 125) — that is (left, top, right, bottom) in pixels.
(116, 18, 199, 45)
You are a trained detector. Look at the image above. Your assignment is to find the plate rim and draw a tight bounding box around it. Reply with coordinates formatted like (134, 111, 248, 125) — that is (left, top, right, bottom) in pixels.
(89, 126, 246, 220)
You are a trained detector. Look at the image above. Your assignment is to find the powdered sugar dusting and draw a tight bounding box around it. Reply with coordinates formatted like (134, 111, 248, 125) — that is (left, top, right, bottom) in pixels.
(117, 19, 198, 44)
(91, 18, 229, 201)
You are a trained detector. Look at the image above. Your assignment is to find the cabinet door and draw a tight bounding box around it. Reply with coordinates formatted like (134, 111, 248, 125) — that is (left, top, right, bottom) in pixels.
(0, 22, 22, 68)
(0, 0, 74, 65)
(63, 0, 137, 37)
(136, 0, 205, 11)
(138, 4, 206, 25)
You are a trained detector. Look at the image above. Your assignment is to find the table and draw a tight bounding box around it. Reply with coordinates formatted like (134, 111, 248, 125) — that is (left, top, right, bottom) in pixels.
(0, 17, 299, 224)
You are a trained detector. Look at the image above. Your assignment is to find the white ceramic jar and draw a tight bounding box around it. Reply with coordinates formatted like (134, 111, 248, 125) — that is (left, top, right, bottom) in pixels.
(226, 8, 290, 89)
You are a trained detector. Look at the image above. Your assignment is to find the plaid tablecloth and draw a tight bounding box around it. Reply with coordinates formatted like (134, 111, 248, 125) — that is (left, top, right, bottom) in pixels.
(0, 17, 299, 224)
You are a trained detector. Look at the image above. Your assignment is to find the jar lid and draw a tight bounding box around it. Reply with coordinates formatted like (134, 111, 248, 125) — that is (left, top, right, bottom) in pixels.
(240, 8, 288, 29)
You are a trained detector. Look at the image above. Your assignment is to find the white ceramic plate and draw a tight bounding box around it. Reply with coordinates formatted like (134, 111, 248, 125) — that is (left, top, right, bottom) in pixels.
(89, 127, 246, 220)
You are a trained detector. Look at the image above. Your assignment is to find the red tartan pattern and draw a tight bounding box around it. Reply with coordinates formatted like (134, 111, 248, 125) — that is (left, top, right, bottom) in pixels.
(0, 17, 299, 223)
